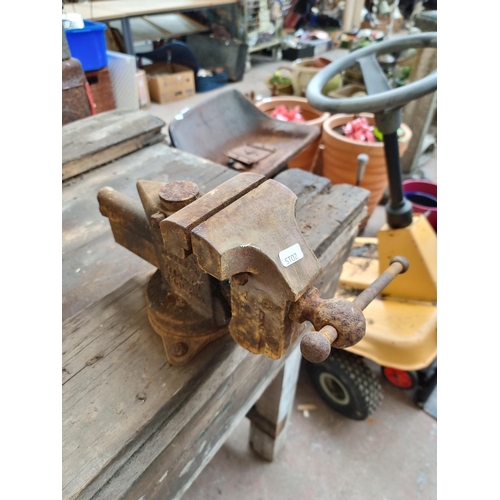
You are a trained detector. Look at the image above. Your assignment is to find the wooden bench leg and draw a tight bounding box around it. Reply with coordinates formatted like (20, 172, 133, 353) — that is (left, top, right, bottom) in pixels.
(247, 346, 302, 461)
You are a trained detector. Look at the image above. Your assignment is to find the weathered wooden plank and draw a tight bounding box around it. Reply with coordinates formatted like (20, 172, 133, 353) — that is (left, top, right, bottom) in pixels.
(62, 131, 165, 181)
(273, 168, 331, 213)
(62, 110, 165, 163)
(62, 144, 233, 251)
(62, 144, 237, 321)
(62, 228, 154, 322)
(62, 275, 149, 385)
(122, 349, 305, 500)
(62, 277, 275, 500)
(88, 332, 304, 500)
(294, 182, 369, 257)
(247, 346, 303, 461)
(314, 217, 363, 299)
(62, 109, 166, 180)
(290, 181, 370, 299)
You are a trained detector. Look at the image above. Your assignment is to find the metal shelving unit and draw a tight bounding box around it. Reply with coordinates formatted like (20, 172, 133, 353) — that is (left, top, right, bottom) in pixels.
(236, 0, 286, 58)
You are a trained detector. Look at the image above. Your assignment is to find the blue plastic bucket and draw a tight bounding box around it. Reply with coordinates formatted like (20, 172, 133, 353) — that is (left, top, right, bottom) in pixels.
(65, 20, 108, 71)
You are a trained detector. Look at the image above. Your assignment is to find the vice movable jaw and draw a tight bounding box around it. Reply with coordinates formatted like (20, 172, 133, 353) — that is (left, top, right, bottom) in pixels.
(98, 173, 408, 366)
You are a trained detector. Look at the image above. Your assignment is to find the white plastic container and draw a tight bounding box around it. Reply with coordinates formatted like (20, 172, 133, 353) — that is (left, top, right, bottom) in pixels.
(106, 51, 139, 111)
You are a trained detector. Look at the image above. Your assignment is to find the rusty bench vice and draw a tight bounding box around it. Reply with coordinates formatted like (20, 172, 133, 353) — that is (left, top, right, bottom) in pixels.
(98, 172, 408, 366)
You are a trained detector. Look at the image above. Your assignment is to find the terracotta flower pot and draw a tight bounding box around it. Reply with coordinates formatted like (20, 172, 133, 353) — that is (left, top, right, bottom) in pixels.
(255, 96, 330, 172)
(291, 58, 330, 97)
(322, 113, 412, 227)
(266, 66, 294, 96)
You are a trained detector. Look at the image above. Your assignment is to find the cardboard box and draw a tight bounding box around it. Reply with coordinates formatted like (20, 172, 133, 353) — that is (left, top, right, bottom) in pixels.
(144, 62, 195, 104)
(136, 69, 150, 109)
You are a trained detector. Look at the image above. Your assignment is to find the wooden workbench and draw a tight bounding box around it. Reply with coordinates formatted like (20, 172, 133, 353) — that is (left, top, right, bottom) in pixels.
(62, 142, 368, 500)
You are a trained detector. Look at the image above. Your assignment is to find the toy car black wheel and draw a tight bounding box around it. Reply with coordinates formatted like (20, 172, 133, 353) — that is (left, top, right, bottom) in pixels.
(381, 366, 418, 390)
(306, 349, 383, 421)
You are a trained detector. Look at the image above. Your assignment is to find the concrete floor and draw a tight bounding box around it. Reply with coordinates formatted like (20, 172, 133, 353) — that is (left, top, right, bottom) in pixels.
(146, 40, 438, 500)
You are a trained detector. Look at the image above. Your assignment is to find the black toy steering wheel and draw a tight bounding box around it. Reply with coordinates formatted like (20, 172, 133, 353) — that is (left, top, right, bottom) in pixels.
(306, 32, 437, 115)
(306, 32, 437, 230)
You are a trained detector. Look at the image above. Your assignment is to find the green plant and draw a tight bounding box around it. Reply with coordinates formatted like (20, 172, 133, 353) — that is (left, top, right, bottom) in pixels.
(269, 71, 292, 86)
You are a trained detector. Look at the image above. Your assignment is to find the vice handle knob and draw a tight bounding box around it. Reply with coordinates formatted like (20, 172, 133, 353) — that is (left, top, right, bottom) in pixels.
(299, 325, 338, 364)
(294, 256, 409, 363)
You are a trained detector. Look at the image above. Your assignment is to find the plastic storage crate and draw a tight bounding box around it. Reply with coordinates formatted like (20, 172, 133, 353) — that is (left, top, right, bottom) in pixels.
(282, 45, 315, 61)
(65, 20, 108, 71)
(196, 72, 228, 92)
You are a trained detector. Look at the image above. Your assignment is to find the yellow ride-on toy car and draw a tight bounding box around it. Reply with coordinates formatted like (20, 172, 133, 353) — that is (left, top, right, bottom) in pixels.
(305, 32, 437, 420)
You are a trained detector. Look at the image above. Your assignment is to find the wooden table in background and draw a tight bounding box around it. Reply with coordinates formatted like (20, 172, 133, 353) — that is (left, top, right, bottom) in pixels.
(62, 142, 368, 500)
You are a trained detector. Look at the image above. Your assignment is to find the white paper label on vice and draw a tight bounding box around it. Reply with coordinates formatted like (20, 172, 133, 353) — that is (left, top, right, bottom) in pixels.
(279, 243, 304, 268)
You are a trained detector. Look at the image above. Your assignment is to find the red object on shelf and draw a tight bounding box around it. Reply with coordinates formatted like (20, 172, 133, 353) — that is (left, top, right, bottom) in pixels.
(84, 82, 97, 115)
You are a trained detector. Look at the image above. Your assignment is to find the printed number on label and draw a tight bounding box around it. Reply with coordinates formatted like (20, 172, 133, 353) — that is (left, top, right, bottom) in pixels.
(279, 243, 304, 268)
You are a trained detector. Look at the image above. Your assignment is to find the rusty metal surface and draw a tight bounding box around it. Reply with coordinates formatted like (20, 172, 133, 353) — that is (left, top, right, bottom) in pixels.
(62, 58, 92, 125)
(190, 179, 322, 358)
(137, 179, 231, 365)
(146, 267, 230, 365)
(168, 89, 320, 178)
(98, 179, 231, 365)
(294, 257, 409, 363)
(98, 173, 321, 362)
(162, 173, 266, 258)
(290, 287, 366, 349)
(215, 125, 320, 178)
(299, 327, 337, 363)
(224, 144, 274, 166)
(353, 257, 409, 310)
(62, 87, 92, 125)
(97, 186, 158, 267)
(98, 170, 398, 365)
(159, 180, 201, 212)
(62, 58, 88, 90)
(191, 179, 321, 292)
